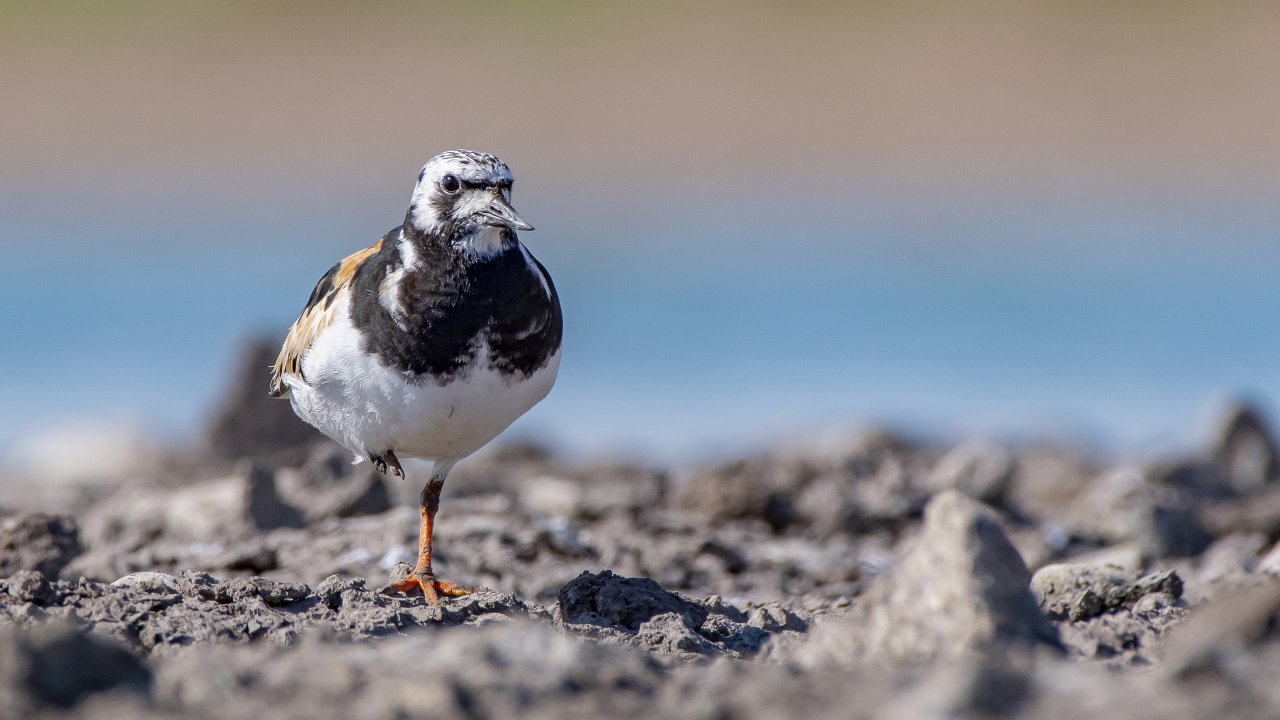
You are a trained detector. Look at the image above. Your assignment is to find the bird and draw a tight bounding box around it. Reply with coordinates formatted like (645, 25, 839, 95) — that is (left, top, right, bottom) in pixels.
(269, 149, 562, 602)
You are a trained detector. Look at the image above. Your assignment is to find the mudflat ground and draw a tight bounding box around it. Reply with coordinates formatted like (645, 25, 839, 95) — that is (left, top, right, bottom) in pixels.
(4, 345, 1280, 719)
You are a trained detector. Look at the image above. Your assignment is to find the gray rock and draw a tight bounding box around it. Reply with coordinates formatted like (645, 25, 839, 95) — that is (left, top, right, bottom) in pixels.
(880, 653, 1034, 720)
(69, 462, 341, 582)
(698, 613, 769, 654)
(110, 572, 181, 595)
(926, 438, 1014, 504)
(152, 620, 665, 720)
(1126, 570, 1184, 604)
(1210, 401, 1279, 494)
(212, 577, 311, 606)
(1187, 533, 1270, 600)
(651, 430, 932, 541)
(1029, 564, 1109, 621)
(519, 475, 583, 518)
(634, 612, 719, 658)
(792, 491, 1059, 666)
(1063, 465, 1213, 559)
(1256, 538, 1280, 577)
(0, 513, 82, 579)
(203, 338, 323, 463)
(1162, 580, 1280, 674)
(1057, 609, 1179, 664)
(698, 595, 748, 622)
(1031, 563, 1183, 621)
(313, 573, 376, 610)
(3, 570, 54, 604)
(1200, 484, 1280, 541)
(675, 456, 810, 532)
(275, 444, 393, 523)
(519, 464, 666, 521)
(0, 569, 538, 661)
(1035, 564, 1188, 664)
(213, 541, 281, 574)
(1133, 591, 1178, 616)
(791, 476, 855, 536)
(240, 460, 304, 530)
(0, 623, 150, 713)
(555, 571, 775, 660)
(1004, 448, 1097, 523)
(747, 602, 807, 632)
(1060, 543, 1145, 576)
(837, 436, 929, 528)
(559, 570, 708, 633)
(177, 570, 218, 600)
(79, 478, 240, 548)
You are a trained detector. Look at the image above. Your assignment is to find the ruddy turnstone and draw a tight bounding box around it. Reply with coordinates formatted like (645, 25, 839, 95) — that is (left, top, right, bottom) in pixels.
(269, 149, 562, 602)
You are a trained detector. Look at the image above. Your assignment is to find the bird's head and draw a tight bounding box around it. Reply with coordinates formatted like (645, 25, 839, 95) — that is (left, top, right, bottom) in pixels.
(406, 149, 532, 252)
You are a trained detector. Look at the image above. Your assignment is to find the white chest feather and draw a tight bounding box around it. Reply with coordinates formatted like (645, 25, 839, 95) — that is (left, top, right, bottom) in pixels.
(282, 304, 559, 463)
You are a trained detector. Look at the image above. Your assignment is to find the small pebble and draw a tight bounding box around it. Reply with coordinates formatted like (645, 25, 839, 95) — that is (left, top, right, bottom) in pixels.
(110, 571, 182, 595)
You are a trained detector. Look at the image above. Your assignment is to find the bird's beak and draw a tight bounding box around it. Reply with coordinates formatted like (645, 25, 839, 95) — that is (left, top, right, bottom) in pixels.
(478, 193, 534, 231)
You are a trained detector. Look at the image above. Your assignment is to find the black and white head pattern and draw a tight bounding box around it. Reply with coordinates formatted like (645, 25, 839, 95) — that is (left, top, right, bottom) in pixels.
(407, 149, 517, 243)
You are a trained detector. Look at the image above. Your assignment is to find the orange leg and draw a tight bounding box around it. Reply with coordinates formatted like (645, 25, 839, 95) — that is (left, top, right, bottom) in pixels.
(384, 469, 476, 603)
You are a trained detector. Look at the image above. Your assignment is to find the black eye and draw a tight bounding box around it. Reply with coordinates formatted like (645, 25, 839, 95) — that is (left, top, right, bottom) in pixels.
(439, 173, 462, 195)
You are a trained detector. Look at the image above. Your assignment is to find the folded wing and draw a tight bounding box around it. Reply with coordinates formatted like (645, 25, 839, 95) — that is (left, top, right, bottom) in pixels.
(269, 239, 383, 398)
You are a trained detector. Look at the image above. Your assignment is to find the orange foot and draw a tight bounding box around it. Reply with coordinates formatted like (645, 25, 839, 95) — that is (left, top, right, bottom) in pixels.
(382, 567, 477, 603)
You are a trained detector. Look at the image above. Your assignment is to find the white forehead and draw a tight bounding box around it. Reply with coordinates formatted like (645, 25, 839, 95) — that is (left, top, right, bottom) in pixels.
(416, 149, 513, 187)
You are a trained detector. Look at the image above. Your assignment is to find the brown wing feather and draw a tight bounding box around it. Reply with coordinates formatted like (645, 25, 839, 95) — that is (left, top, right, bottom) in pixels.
(269, 239, 383, 398)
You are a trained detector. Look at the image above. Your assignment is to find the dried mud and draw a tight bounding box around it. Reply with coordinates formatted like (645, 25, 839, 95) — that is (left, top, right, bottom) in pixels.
(4, 348, 1280, 719)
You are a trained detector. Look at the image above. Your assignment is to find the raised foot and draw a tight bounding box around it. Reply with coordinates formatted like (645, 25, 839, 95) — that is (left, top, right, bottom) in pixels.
(370, 450, 404, 478)
(381, 569, 477, 604)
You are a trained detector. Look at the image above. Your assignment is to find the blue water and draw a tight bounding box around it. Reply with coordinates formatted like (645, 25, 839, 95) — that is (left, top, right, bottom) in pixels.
(3, 190, 1278, 461)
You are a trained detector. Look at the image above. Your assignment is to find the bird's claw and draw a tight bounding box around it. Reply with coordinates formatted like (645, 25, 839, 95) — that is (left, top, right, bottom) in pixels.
(370, 450, 404, 478)
(380, 568, 476, 604)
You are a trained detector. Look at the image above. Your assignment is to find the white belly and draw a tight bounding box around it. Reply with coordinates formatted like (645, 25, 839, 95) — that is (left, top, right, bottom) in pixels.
(283, 308, 559, 463)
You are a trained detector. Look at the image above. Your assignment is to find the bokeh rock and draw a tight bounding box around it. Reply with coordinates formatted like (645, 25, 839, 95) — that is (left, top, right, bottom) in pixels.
(518, 464, 666, 521)
(241, 460, 305, 530)
(1210, 401, 1279, 494)
(275, 444, 392, 523)
(879, 653, 1034, 720)
(674, 429, 931, 538)
(0, 623, 150, 713)
(1189, 533, 1269, 595)
(1004, 447, 1098, 524)
(1162, 580, 1280, 674)
(75, 462, 308, 563)
(0, 513, 82, 579)
(204, 338, 322, 463)
(1063, 465, 1213, 558)
(926, 438, 1014, 504)
(1200, 484, 1280, 540)
(676, 456, 811, 532)
(829, 430, 931, 529)
(1256, 538, 1280, 577)
(151, 620, 664, 720)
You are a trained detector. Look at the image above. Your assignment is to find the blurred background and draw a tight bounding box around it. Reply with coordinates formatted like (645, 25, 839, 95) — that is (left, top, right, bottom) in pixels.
(2, 0, 1278, 465)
